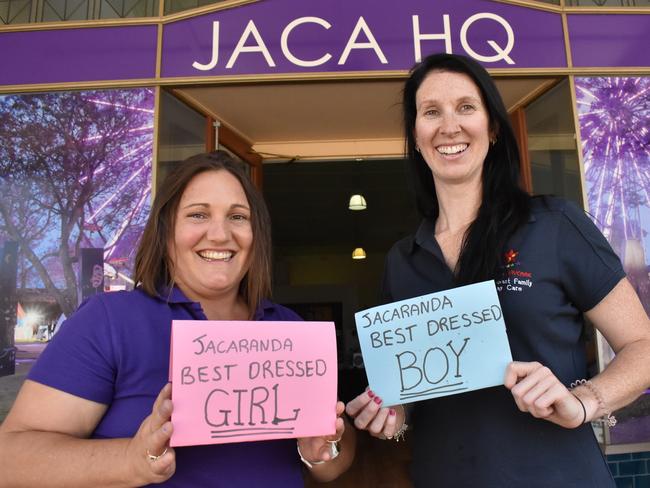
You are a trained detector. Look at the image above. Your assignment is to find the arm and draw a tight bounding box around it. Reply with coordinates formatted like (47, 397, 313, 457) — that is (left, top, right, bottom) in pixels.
(577, 277, 650, 418)
(505, 278, 650, 428)
(296, 401, 356, 483)
(0, 380, 175, 488)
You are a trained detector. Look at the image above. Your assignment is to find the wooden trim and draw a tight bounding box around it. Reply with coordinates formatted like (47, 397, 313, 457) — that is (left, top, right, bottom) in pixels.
(4, 65, 650, 95)
(568, 75, 589, 210)
(162, 0, 260, 23)
(564, 6, 650, 14)
(165, 88, 261, 188)
(492, 0, 562, 13)
(0, 17, 158, 31)
(206, 115, 216, 152)
(155, 23, 163, 79)
(506, 78, 559, 113)
(218, 124, 263, 190)
(561, 9, 573, 68)
(510, 107, 533, 193)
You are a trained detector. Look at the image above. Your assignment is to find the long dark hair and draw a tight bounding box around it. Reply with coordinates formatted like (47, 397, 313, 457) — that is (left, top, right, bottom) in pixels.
(134, 151, 272, 318)
(403, 53, 531, 284)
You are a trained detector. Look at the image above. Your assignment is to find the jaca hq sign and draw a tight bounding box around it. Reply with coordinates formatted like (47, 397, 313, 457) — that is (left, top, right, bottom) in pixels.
(161, 0, 567, 78)
(190, 13, 516, 72)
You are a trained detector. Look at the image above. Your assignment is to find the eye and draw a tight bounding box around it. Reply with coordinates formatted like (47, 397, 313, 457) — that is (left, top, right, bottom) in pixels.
(230, 213, 250, 222)
(188, 212, 207, 220)
(460, 104, 476, 113)
(423, 108, 439, 117)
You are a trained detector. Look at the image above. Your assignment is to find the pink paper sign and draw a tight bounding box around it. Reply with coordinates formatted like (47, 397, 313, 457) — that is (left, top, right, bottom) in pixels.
(169, 320, 337, 447)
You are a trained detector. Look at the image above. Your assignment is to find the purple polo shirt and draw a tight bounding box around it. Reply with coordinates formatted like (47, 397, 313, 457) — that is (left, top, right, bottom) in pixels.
(29, 288, 305, 487)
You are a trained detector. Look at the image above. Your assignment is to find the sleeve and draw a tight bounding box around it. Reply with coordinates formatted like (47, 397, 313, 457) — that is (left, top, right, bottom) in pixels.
(27, 295, 117, 404)
(558, 201, 626, 312)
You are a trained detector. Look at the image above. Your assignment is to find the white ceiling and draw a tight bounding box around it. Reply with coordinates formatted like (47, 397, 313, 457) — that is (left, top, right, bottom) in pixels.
(175, 77, 557, 161)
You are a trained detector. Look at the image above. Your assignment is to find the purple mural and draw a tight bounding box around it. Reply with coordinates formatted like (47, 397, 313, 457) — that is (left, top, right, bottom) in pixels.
(0, 88, 154, 331)
(576, 76, 650, 445)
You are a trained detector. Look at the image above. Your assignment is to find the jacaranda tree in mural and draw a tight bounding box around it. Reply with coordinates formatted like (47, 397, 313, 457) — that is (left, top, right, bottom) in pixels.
(0, 88, 154, 317)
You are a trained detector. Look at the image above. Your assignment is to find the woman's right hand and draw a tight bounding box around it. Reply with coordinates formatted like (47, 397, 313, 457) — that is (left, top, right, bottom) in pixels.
(126, 383, 176, 485)
(345, 388, 404, 439)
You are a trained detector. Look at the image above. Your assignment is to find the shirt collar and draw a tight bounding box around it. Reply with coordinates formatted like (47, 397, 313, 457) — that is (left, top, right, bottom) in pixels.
(155, 286, 194, 304)
(413, 217, 441, 256)
(155, 286, 273, 319)
(253, 299, 275, 320)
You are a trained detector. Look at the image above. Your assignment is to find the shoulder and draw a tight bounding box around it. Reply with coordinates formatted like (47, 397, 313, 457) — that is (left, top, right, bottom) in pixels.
(530, 195, 575, 215)
(82, 288, 161, 312)
(529, 196, 593, 226)
(386, 233, 417, 262)
(259, 300, 303, 321)
(64, 289, 161, 329)
(390, 234, 416, 253)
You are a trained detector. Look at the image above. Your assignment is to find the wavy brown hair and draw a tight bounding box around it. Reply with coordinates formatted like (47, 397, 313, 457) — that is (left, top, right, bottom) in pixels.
(134, 151, 272, 318)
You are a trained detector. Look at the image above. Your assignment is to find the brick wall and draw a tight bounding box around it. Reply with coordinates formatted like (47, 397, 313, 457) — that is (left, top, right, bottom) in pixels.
(607, 452, 650, 488)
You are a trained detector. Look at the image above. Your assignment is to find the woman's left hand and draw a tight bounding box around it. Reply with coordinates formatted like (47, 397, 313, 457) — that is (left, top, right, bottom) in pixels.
(504, 361, 585, 429)
(296, 401, 346, 465)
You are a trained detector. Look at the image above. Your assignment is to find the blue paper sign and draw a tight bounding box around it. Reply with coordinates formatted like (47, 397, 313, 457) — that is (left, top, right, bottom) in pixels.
(355, 280, 512, 405)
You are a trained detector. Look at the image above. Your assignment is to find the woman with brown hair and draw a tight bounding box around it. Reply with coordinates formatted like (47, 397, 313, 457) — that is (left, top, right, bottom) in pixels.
(0, 151, 354, 487)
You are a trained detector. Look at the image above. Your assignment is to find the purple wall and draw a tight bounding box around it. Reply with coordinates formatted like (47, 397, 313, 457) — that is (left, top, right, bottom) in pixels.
(0, 26, 157, 86)
(2, 1, 648, 89)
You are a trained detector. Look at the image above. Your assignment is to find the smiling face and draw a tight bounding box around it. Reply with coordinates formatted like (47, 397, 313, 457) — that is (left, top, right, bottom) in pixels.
(414, 70, 493, 189)
(169, 170, 253, 304)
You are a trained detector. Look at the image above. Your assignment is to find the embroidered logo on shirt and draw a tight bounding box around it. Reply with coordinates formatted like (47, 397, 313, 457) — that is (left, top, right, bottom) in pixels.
(496, 249, 534, 293)
(504, 249, 518, 267)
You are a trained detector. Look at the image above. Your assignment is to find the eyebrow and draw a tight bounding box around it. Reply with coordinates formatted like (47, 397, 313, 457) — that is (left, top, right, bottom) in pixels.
(418, 95, 482, 107)
(181, 203, 251, 211)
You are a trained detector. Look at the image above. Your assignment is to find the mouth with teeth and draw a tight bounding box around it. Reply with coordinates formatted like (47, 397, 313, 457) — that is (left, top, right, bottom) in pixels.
(436, 143, 468, 155)
(197, 250, 234, 262)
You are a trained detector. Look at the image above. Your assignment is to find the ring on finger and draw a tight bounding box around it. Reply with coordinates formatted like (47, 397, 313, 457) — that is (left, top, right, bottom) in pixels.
(327, 439, 341, 459)
(146, 447, 168, 462)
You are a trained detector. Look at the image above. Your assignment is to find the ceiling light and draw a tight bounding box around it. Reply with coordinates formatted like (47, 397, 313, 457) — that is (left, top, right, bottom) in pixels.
(352, 247, 367, 260)
(348, 194, 367, 211)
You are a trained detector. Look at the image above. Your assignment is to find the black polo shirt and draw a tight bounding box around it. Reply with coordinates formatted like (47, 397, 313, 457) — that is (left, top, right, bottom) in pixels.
(382, 197, 623, 488)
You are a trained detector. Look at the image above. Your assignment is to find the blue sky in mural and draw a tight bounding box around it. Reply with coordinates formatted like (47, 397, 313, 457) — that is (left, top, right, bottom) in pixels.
(0, 88, 154, 311)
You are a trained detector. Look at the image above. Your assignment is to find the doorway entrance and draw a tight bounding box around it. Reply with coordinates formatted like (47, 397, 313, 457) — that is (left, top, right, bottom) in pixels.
(159, 75, 583, 487)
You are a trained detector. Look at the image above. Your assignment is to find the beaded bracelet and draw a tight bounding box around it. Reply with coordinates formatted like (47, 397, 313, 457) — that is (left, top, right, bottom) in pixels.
(570, 379, 617, 427)
(391, 422, 408, 442)
(384, 404, 409, 442)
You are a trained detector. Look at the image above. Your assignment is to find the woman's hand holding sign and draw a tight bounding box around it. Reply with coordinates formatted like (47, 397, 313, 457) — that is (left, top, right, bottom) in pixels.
(296, 401, 355, 482)
(345, 388, 406, 440)
(504, 362, 586, 429)
(127, 382, 176, 485)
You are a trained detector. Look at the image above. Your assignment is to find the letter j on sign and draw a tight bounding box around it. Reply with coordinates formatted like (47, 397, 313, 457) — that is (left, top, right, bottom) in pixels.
(355, 281, 512, 405)
(169, 320, 337, 447)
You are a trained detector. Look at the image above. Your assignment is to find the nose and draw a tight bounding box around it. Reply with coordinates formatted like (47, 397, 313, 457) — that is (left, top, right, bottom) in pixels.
(206, 218, 230, 242)
(439, 113, 461, 137)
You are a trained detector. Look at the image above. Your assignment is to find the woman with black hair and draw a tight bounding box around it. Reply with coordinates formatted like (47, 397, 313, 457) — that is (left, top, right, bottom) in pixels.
(346, 53, 650, 487)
